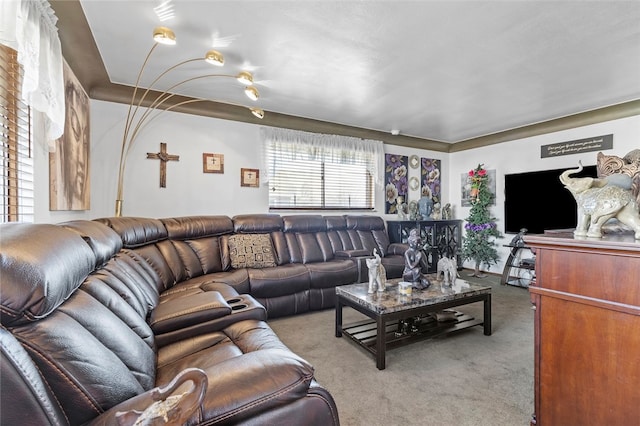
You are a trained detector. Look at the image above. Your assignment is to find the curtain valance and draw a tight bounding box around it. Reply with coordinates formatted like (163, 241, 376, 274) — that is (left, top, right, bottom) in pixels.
(0, 0, 65, 142)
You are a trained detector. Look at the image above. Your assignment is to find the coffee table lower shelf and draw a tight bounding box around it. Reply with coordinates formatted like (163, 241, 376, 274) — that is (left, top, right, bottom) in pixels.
(341, 311, 483, 355)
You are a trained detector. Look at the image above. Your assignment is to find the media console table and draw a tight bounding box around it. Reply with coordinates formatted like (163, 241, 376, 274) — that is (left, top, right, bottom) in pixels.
(335, 278, 491, 370)
(525, 232, 640, 425)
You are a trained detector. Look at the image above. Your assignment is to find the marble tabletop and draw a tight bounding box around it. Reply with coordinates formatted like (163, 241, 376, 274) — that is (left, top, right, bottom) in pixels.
(336, 276, 491, 314)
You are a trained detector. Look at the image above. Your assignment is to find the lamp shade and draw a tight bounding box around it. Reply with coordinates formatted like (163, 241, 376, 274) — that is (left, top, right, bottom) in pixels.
(250, 107, 264, 119)
(236, 71, 253, 85)
(205, 50, 224, 66)
(153, 26, 176, 45)
(244, 86, 259, 101)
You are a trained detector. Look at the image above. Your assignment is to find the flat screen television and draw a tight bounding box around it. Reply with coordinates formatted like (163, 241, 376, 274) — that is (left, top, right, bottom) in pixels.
(504, 165, 597, 234)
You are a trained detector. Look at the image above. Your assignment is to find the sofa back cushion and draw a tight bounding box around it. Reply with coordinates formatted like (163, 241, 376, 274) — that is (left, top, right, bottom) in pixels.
(345, 215, 391, 257)
(283, 215, 334, 264)
(0, 223, 95, 326)
(0, 223, 156, 425)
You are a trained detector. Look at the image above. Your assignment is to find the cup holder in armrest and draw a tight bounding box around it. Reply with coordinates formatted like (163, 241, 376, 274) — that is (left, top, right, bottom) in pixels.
(226, 298, 242, 304)
(231, 304, 248, 311)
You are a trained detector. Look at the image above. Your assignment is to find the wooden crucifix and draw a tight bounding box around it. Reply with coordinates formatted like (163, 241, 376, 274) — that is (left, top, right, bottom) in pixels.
(147, 142, 179, 188)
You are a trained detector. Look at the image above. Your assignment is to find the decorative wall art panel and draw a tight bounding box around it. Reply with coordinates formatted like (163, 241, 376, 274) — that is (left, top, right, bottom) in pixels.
(384, 154, 408, 214)
(49, 59, 90, 210)
(421, 158, 441, 204)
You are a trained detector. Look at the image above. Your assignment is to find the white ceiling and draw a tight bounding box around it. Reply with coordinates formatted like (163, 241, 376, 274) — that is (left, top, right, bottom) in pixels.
(78, 0, 640, 143)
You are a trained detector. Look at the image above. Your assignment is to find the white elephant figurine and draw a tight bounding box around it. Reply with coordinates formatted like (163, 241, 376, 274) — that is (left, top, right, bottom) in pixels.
(436, 256, 459, 285)
(560, 162, 640, 239)
(366, 249, 387, 293)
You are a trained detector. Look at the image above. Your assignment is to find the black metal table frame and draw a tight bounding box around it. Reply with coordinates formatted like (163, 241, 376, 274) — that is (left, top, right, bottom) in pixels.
(335, 291, 492, 370)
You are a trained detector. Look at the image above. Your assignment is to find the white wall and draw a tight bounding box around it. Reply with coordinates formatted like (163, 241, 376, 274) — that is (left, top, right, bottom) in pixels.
(34, 100, 445, 222)
(33, 100, 639, 274)
(449, 114, 640, 273)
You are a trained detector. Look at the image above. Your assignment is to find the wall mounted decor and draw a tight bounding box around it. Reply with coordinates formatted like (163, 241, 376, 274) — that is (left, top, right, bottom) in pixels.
(203, 153, 224, 173)
(409, 155, 420, 169)
(385, 154, 408, 214)
(461, 168, 496, 207)
(49, 59, 90, 211)
(241, 168, 260, 187)
(147, 142, 179, 188)
(421, 158, 441, 204)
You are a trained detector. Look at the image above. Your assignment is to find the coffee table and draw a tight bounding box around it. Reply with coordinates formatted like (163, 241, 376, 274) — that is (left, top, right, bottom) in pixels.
(335, 278, 491, 370)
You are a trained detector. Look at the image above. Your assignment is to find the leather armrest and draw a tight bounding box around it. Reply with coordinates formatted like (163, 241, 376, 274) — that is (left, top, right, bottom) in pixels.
(388, 243, 409, 255)
(149, 292, 231, 335)
(335, 249, 371, 258)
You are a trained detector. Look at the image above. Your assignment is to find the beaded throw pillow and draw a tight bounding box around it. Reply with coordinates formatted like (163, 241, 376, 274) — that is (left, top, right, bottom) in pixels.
(228, 234, 277, 269)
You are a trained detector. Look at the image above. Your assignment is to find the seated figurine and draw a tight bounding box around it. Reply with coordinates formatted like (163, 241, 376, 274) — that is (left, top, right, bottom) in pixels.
(402, 229, 431, 290)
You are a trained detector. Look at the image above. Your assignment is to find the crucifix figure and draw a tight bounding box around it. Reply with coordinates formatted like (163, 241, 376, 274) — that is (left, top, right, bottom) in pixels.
(147, 142, 179, 188)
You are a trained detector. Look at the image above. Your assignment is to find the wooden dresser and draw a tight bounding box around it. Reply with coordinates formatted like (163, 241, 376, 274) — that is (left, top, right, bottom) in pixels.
(524, 232, 640, 426)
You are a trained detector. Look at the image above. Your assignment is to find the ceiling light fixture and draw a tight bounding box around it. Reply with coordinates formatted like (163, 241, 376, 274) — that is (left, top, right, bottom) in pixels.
(115, 26, 265, 217)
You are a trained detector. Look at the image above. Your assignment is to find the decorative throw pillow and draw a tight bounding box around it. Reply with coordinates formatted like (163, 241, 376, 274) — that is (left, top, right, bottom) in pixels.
(228, 234, 277, 269)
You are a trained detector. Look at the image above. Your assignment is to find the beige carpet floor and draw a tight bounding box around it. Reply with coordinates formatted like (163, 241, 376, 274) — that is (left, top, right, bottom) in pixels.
(268, 272, 534, 426)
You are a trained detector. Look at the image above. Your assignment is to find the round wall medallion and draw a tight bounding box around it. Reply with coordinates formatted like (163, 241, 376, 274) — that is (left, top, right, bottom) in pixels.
(409, 155, 420, 169)
(409, 176, 420, 191)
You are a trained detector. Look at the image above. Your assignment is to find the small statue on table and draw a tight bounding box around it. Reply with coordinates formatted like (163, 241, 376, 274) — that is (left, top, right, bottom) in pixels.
(402, 228, 431, 290)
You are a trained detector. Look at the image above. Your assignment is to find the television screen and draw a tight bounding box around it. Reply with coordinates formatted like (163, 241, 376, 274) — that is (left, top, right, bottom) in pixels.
(504, 165, 597, 234)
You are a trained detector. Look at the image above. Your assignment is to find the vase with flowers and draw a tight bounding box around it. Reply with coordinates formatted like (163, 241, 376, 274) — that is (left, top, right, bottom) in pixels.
(461, 164, 502, 277)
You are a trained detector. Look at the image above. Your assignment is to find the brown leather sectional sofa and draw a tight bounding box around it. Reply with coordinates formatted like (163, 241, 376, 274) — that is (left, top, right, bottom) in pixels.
(0, 214, 405, 425)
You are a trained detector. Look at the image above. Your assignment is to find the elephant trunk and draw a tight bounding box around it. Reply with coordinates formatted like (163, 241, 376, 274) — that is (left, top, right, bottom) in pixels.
(559, 161, 584, 186)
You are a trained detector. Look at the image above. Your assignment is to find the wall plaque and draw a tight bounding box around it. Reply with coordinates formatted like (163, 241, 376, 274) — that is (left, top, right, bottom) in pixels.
(541, 134, 613, 158)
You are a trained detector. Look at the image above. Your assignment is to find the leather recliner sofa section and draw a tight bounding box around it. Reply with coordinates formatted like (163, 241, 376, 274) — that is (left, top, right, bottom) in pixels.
(1, 214, 404, 425)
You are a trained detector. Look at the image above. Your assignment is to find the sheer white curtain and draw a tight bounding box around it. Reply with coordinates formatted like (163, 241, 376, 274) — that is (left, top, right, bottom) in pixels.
(0, 0, 65, 142)
(260, 127, 385, 187)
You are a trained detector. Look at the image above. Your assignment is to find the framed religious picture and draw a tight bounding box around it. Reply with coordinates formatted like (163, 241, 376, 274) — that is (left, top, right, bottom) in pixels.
(241, 168, 259, 187)
(49, 59, 90, 210)
(203, 153, 224, 173)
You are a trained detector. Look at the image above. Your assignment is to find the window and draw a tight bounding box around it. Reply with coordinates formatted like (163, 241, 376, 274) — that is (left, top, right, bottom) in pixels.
(262, 129, 383, 210)
(1, 45, 34, 223)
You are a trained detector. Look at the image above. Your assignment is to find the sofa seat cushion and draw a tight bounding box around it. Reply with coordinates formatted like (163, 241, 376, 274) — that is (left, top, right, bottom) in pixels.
(305, 259, 358, 289)
(247, 264, 310, 299)
(228, 234, 277, 269)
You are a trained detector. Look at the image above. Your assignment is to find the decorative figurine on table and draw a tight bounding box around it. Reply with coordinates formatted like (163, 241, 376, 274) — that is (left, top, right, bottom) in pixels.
(366, 248, 387, 294)
(417, 196, 434, 220)
(402, 229, 431, 290)
(436, 256, 459, 286)
(442, 203, 453, 220)
(396, 196, 408, 220)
